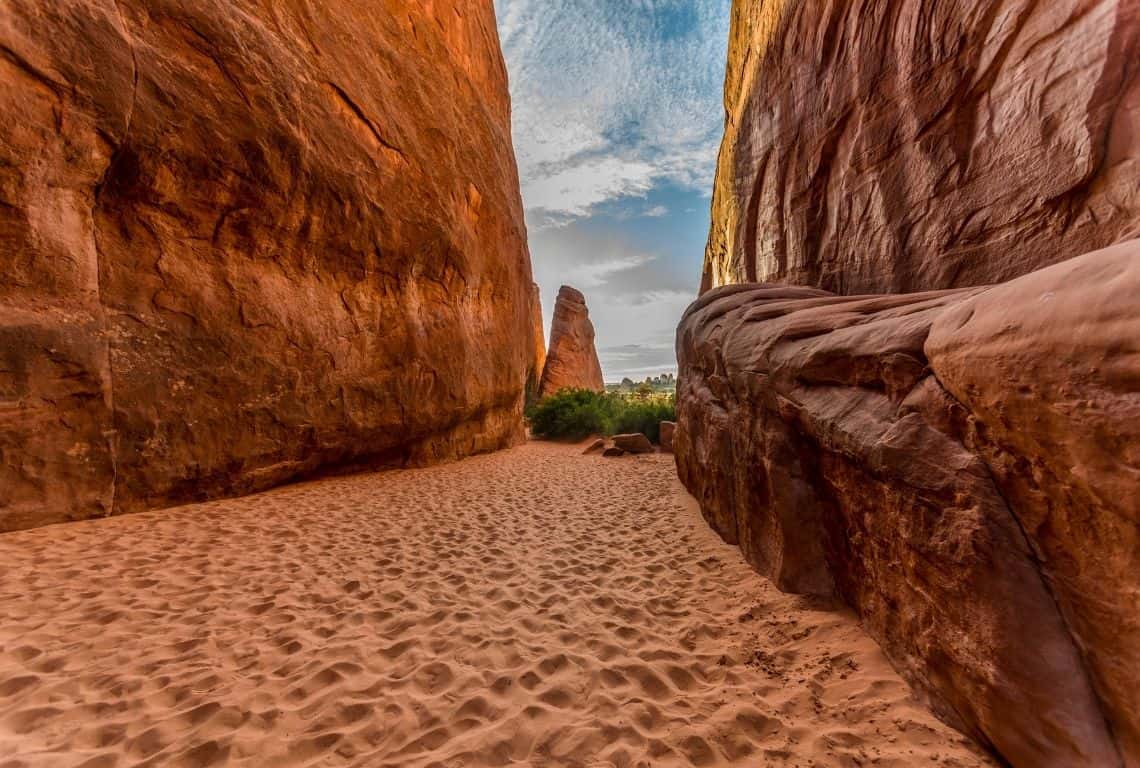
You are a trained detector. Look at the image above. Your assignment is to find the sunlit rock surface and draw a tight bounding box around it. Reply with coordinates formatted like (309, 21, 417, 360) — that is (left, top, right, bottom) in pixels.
(0, 0, 535, 531)
(527, 282, 547, 407)
(676, 240, 1140, 767)
(538, 285, 605, 398)
(702, 0, 1140, 294)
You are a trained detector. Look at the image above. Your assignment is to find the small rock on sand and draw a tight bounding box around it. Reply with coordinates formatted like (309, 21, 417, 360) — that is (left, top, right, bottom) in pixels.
(613, 433, 654, 454)
(583, 438, 607, 455)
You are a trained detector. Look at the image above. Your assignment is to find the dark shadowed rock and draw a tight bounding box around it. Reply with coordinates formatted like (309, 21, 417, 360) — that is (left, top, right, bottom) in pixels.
(538, 285, 605, 398)
(659, 422, 676, 454)
(0, 0, 535, 531)
(675, 239, 1140, 767)
(926, 240, 1140, 764)
(602, 447, 626, 458)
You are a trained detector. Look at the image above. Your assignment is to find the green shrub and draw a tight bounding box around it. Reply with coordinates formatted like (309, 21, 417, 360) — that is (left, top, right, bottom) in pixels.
(527, 388, 675, 443)
(609, 399, 674, 443)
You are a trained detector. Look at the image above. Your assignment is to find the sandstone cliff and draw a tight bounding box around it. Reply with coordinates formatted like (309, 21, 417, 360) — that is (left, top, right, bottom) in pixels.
(538, 285, 605, 398)
(703, 0, 1140, 294)
(677, 240, 1139, 767)
(526, 282, 547, 406)
(681, 2, 1140, 764)
(0, 0, 535, 531)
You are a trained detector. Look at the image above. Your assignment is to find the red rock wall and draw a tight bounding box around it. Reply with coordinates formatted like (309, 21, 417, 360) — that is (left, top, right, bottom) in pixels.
(675, 240, 1140, 767)
(0, 0, 535, 531)
(526, 283, 547, 407)
(703, 0, 1140, 294)
(538, 285, 605, 398)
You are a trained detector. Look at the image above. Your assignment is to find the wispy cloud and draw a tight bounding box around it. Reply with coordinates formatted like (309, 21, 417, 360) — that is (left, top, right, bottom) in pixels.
(497, 1, 728, 379)
(496, 0, 730, 223)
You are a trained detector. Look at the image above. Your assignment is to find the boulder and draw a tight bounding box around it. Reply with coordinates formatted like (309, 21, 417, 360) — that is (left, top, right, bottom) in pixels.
(602, 447, 626, 458)
(0, 0, 535, 532)
(582, 438, 607, 455)
(675, 240, 1140, 768)
(612, 433, 654, 455)
(538, 286, 605, 397)
(659, 422, 676, 454)
(702, 0, 1140, 295)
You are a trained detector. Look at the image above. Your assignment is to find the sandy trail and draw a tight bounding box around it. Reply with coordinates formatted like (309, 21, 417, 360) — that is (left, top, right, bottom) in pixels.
(0, 441, 992, 767)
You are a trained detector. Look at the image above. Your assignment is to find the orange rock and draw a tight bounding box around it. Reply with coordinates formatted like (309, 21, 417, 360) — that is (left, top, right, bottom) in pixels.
(675, 240, 1140, 767)
(527, 283, 547, 407)
(0, 0, 535, 531)
(702, 0, 1140, 295)
(538, 285, 604, 398)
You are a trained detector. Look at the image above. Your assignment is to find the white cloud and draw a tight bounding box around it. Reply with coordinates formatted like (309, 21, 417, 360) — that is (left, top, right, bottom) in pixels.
(562, 252, 657, 289)
(523, 157, 657, 220)
(496, 0, 730, 220)
(496, 2, 727, 380)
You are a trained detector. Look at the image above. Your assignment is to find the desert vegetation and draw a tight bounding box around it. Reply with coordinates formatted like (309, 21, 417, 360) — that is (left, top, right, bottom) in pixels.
(527, 388, 675, 443)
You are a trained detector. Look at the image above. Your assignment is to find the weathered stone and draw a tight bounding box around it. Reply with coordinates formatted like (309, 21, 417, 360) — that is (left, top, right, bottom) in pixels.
(526, 282, 547, 407)
(612, 433, 654, 455)
(675, 239, 1140, 767)
(538, 285, 604, 398)
(703, 0, 1140, 295)
(659, 421, 676, 454)
(926, 239, 1140, 765)
(602, 447, 626, 458)
(0, 0, 535, 532)
(582, 438, 606, 455)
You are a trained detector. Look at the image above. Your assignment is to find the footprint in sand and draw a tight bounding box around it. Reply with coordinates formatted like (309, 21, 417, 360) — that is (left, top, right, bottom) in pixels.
(0, 442, 994, 767)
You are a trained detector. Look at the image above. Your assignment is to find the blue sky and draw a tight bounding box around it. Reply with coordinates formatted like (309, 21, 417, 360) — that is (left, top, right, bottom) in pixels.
(495, 0, 730, 381)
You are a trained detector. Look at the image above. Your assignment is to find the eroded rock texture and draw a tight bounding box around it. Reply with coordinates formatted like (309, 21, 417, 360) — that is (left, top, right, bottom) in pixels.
(526, 282, 547, 407)
(675, 240, 1140, 767)
(0, 0, 535, 531)
(703, 0, 1140, 294)
(538, 285, 605, 398)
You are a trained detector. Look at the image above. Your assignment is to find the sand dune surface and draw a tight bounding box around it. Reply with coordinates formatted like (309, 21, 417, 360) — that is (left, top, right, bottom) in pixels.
(0, 441, 993, 767)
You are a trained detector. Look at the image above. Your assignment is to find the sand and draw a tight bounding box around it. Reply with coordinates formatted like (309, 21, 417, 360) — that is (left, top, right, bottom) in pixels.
(0, 441, 994, 767)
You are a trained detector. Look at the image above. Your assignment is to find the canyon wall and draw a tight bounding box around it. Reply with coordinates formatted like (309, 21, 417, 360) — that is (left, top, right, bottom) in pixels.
(0, 0, 535, 531)
(538, 285, 605, 398)
(702, 0, 1140, 294)
(526, 283, 547, 407)
(680, 1, 1140, 765)
(677, 241, 1139, 766)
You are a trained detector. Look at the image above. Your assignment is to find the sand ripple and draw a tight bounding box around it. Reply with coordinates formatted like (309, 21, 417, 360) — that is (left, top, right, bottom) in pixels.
(0, 441, 993, 767)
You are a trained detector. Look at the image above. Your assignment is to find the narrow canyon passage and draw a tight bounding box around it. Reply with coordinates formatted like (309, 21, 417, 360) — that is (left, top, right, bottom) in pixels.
(0, 443, 991, 767)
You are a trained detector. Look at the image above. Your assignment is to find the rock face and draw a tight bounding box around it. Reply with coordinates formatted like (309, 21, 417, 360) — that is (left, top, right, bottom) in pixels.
(0, 0, 535, 532)
(538, 285, 605, 398)
(675, 240, 1140, 767)
(702, 0, 1140, 295)
(526, 283, 547, 407)
(659, 422, 676, 454)
(611, 433, 654, 455)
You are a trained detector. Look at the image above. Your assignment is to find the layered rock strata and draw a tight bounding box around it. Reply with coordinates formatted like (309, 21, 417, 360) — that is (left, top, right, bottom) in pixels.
(703, 0, 1140, 295)
(675, 240, 1140, 767)
(0, 0, 535, 531)
(538, 285, 605, 398)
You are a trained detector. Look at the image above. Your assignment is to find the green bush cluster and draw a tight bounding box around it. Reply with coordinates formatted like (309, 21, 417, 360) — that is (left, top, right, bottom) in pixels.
(527, 388, 675, 443)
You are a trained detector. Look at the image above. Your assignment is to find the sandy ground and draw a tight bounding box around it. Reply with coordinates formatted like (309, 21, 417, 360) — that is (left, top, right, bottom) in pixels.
(0, 441, 994, 768)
